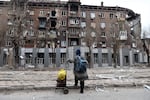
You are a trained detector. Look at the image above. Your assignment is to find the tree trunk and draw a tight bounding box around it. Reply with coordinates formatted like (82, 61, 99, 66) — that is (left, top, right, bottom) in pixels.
(113, 44, 117, 68)
(146, 50, 150, 66)
(88, 46, 93, 68)
(8, 48, 14, 69)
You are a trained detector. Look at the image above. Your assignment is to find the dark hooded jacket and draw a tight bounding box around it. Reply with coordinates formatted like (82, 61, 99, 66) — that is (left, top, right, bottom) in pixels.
(74, 49, 88, 80)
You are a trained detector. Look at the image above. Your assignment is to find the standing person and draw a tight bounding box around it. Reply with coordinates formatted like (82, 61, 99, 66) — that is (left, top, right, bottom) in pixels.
(73, 49, 88, 93)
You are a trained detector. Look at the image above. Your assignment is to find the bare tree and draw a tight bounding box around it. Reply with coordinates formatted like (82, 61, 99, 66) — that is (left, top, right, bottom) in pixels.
(7, 0, 28, 67)
(110, 19, 128, 68)
(142, 30, 150, 65)
(0, 16, 7, 50)
(110, 23, 120, 68)
(0, 8, 9, 66)
(82, 28, 97, 68)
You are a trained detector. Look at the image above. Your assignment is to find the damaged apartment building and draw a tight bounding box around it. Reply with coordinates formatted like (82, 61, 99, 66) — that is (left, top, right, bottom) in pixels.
(0, 0, 146, 68)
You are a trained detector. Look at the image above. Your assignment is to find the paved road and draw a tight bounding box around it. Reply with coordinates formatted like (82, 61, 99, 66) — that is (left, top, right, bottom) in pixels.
(0, 87, 149, 100)
(0, 67, 150, 90)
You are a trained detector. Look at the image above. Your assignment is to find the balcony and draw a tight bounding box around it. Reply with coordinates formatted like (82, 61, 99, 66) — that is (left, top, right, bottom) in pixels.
(68, 24, 80, 28)
(117, 18, 125, 21)
(7, 21, 13, 26)
(47, 30, 57, 39)
(38, 34, 45, 38)
(102, 44, 106, 48)
(68, 33, 79, 38)
(38, 14, 47, 18)
(24, 44, 34, 48)
(48, 34, 57, 39)
(69, 11, 78, 17)
(120, 35, 127, 40)
(69, 19, 80, 28)
(49, 15, 57, 19)
(39, 24, 46, 30)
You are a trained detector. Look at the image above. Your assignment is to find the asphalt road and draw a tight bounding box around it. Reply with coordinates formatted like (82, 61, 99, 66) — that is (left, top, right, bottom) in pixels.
(0, 87, 149, 100)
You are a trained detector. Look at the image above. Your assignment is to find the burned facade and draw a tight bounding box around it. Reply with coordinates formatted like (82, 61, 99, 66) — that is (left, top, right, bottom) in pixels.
(0, 0, 145, 68)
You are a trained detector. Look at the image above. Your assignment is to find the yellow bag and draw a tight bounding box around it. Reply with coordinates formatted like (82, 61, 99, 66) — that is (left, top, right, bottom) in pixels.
(57, 69, 66, 81)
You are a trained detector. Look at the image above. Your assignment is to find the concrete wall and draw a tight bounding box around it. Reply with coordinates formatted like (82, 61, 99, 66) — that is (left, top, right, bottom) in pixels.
(0, 47, 146, 67)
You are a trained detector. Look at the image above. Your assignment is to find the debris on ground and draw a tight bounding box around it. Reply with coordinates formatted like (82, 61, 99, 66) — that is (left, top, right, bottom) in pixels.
(96, 74, 130, 80)
(143, 85, 150, 91)
(95, 86, 105, 92)
(95, 74, 114, 79)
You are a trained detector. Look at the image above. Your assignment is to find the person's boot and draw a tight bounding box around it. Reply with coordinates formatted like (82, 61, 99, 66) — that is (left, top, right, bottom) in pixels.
(80, 89, 84, 93)
(80, 80, 84, 93)
(74, 78, 78, 86)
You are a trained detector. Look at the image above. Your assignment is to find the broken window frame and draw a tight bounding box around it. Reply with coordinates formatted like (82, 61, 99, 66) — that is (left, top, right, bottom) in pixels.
(110, 13, 114, 19)
(100, 22, 106, 29)
(70, 4, 78, 11)
(50, 20, 57, 28)
(39, 19, 46, 28)
(51, 10, 56, 17)
(99, 12, 105, 18)
(91, 31, 96, 37)
(90, 12, 95, 19)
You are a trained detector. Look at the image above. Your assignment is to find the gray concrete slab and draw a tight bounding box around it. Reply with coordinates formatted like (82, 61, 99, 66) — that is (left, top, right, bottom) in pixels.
(0, 67, 149, 91)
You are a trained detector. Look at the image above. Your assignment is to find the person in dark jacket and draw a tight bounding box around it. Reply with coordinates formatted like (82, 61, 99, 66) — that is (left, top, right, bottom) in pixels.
(74, 49, 88, 93)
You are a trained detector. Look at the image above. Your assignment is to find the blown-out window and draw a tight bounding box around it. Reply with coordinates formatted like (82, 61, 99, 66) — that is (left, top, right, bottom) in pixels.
(81, 12, 86, 18)
(99, 12, 105, 18)
(90, 12, 95, 19)
(62, 11, 66, 16)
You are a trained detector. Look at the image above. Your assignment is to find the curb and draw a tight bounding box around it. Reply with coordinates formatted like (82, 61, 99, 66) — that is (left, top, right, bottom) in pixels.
(0, 83, 150, 92)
